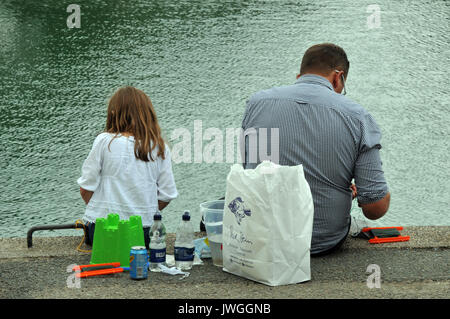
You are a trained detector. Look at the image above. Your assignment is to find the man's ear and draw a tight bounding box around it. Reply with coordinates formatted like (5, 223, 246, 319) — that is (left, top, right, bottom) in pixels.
(296, 73, 301, 79)
(331, 72, 340, 91)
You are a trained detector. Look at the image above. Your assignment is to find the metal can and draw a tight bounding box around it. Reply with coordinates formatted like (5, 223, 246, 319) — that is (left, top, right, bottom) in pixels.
(129, 246, 148, 280)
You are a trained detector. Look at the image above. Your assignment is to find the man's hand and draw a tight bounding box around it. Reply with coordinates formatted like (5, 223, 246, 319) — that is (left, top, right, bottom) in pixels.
(350, 184, 357, 199)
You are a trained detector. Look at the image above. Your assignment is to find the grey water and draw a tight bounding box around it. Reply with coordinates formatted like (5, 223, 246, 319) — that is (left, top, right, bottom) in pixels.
(0, 0, 449, 237)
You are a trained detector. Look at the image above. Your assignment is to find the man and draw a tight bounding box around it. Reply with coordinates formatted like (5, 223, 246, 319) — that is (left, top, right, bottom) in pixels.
(241, 43, 390, 256)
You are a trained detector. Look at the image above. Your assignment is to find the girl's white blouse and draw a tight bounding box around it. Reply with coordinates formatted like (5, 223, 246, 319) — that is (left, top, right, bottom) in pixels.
(77, 133, 178, 227)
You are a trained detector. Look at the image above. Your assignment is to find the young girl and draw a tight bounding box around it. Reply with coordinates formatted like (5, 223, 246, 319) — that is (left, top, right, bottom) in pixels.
(77, 86, 178, 249)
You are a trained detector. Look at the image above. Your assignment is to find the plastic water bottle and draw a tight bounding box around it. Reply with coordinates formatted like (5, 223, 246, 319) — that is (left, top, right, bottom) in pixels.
(148, 211, 166, 272)
(174, 211, 195, 270)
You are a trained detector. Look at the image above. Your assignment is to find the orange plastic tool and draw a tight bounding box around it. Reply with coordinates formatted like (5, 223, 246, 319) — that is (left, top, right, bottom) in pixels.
(361, 226, 410, 244)
(72, 262, 121, 272)
(76, 267, 124, 278)
(368, 236, 410, 244)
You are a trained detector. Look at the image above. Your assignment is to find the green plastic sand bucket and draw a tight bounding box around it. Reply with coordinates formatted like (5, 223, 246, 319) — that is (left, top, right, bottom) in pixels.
(90, 214, 145, 267)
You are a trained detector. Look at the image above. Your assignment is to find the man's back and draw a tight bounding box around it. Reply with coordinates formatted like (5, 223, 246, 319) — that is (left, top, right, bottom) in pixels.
(242, 74, 389, 254)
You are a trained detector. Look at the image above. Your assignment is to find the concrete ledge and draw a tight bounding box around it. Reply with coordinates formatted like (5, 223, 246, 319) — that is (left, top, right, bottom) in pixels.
(0, 226, 448, 299)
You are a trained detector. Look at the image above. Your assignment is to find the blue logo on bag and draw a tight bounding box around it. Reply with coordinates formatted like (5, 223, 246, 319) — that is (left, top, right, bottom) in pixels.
(228, 197, 251, 225)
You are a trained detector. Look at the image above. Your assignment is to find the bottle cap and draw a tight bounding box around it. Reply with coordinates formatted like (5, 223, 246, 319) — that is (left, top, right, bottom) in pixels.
(182, 211, 191, 221)
(154, 211, 162, 221)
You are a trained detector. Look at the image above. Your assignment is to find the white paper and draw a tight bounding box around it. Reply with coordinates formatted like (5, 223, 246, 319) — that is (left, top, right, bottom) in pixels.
(157, 264, 190, 279)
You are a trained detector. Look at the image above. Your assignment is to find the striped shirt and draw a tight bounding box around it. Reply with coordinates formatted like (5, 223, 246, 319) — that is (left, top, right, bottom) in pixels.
(242, 74, 389, 254)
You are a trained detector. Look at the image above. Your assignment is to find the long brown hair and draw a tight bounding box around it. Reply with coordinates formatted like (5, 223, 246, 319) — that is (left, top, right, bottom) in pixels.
(105, 86, 165, 161)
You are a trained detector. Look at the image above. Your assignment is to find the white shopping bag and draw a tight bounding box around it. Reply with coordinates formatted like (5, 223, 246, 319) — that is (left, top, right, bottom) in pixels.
(222, 161, 314, 286)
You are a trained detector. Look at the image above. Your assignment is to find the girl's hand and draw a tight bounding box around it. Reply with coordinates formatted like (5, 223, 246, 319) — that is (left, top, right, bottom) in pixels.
(80, 187, 94, 205)
(158, 200, 169, 211)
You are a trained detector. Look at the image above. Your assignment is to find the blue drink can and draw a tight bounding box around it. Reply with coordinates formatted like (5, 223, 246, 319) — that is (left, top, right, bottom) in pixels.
(129, 246, 148, 280)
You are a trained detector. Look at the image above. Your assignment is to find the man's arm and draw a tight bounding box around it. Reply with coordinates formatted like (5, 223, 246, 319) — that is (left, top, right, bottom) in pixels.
(354, 111, 390, 220)
(358, 192, 390, 220)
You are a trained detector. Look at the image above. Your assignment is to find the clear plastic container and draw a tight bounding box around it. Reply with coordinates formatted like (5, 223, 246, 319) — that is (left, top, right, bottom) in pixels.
(200, 200, 224, 267)
(174, 211, 195, 270)
(148, 211, 167, 272)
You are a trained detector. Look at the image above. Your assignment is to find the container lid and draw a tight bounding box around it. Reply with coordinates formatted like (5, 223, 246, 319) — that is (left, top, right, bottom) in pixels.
(154, 212, 162, 220)
(182, 211, 191, 221)
(131, 246, 147, 250)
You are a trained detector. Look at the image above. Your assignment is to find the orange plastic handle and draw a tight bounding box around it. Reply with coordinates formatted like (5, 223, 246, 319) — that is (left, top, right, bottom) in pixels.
(369, 236, 410, 244)
(76, 267, 124, 278)
(73, 262, 121, 272)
